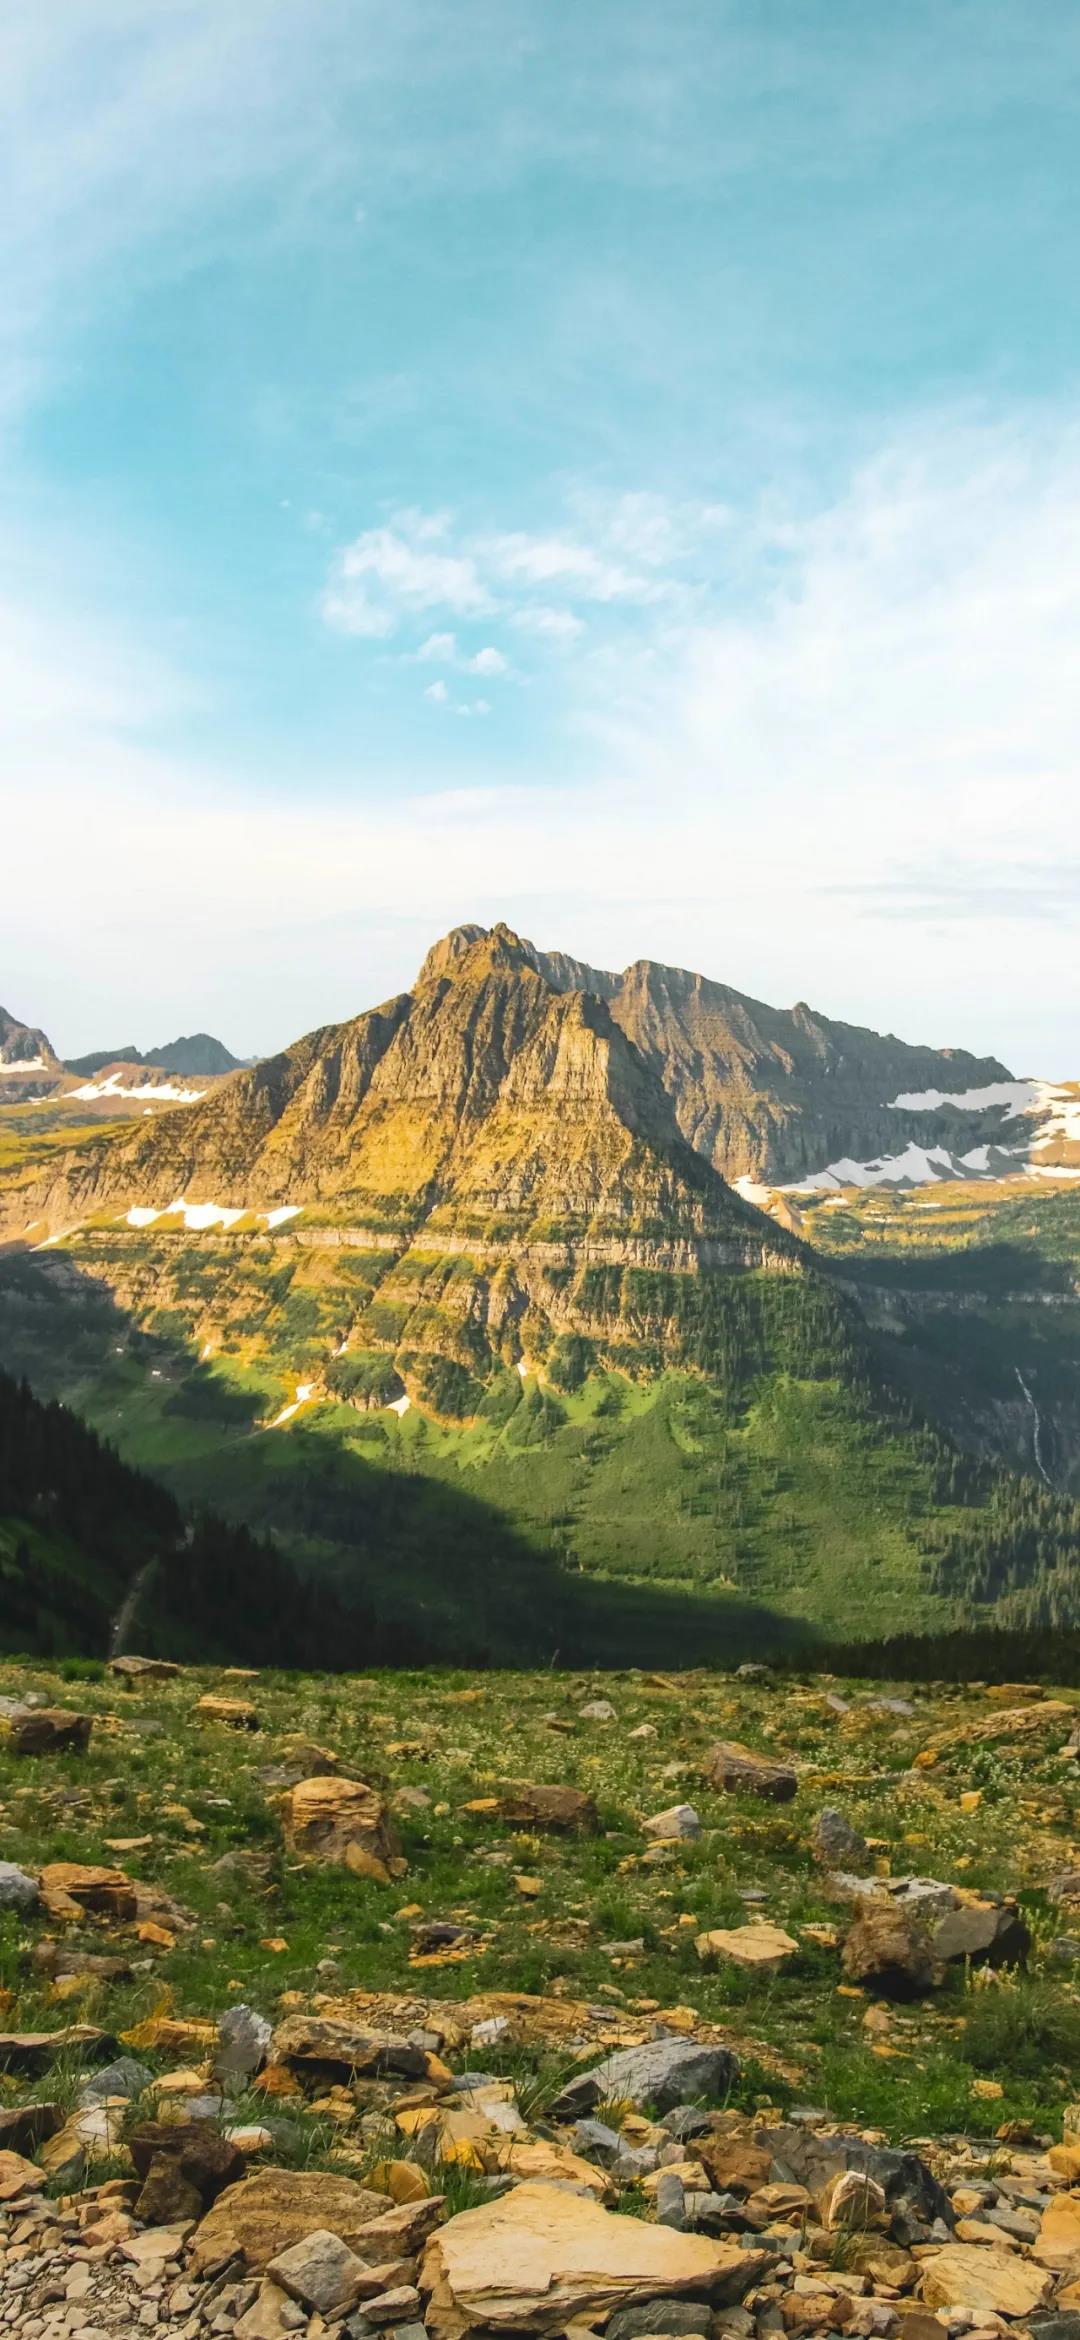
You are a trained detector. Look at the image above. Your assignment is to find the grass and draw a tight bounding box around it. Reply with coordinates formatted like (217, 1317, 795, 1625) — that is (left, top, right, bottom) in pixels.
(2, 1656, 1080, 2158)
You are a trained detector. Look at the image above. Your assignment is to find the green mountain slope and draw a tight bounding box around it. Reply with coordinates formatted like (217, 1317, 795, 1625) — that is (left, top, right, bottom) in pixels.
(1, 923, 1078, 1663)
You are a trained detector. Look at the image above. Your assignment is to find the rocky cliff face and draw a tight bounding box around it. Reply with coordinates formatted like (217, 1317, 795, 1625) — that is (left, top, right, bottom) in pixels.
(0, 1005, 60, 1069)
(423, 929, 1011, 1183)
(1, 928, 786, 1273)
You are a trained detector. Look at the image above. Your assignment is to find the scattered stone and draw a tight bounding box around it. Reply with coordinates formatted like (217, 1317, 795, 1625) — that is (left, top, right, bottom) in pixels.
(0, 1860, 39, 1911)
(280, 1776, 405, 1880)
(108, 1654, 181, 1680)
(644, 1805, 701, 1841)
(494, 1783, 600, 1833)
(2, 1704, 93, 1753)
(841, 1900, 940, 1996)
(812, 1809, 870, 1870)
(551, 2037, 739, 2120)
(214, 2004, 273, 2082)
(195, 1693, 261, 1728)
(190, 2167, 395, 2273)
(704, 1741, 797, 1803)
(39, 1860, 138, 1925)
(0, 2023, 116, 2073)
(579, 1699, 617, 1721)
(271, 2012, 436, 2086)
(129, 2119, 246, 2221)
(695, 1923, 799, 1975)
(266, 2227, 372, 2316)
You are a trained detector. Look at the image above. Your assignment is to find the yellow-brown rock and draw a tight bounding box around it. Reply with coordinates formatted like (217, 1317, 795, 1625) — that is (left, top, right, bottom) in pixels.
(419, 2180, 766, 2337)
(280, 1777, 404, 1880)
(195, 1695, 260, 1730)
(920, 2245, 1053, 2318)
(1034, 2191, 1080, 2268)
(189, 2168, 395, 2274)
(40, 1864, 138, 1926)
(695, 1923, 798, 1975)
(3, 1707, 92, 1755)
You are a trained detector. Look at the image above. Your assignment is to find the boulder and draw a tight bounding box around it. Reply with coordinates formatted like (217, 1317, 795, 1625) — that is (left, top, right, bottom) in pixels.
(929, 1892, 1029, 1968)
(495, 1783, 599, 1833)
(281, 1777, 404, 1881)
(40, 1861, 138, 1926)
(0, 2148, 44, 2200)
(644, 1806, 701, 1842)
(214, 2004, 273, 2082)
(2, 1705, 92, 1754)
(759, 2126, 950, 2230)
(1034, 2193, 1080, 2269)
(841, 1900, 940, 1996)
(419, 2179, 766, 2338)
(812, 1810, 869, 1870)
(704, 1741, 797, 1803)
(108, 1655, 180, 1681)
(195, 1694, 260, 1729)
(920, 2244, 1053, 2317)
(0, 1862, 39, 1911)
(271, 2013, 436, 2086)
(80, 2057, 154, 2102)
(129, 2120, 246, 2222)
(189, 2167, 396, 2274)
(695, 1924, 798, 1976)
(551, 2038, 739, 2121)
(0, 2025, 116, 2074)
(0, 2102, 63, 2155)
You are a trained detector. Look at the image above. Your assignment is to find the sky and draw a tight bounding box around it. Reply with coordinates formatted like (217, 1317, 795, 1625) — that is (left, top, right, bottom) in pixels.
(4, 2, 1080, 1072)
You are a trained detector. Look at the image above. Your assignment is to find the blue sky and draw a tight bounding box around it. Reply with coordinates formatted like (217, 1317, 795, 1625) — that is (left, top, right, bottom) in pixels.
(4, 2, 1080, 1067)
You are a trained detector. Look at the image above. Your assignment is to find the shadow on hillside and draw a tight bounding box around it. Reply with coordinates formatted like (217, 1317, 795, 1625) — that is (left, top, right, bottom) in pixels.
(0, 1246, 818, 1670)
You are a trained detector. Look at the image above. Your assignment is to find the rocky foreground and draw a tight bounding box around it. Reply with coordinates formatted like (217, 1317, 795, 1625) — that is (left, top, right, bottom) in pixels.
(4, 1658, 1080, 2340)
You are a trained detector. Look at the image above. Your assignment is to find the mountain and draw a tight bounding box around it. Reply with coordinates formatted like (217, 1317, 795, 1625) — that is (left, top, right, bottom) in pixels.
(2, 926, 789, 1269)
(2, 920, 1080, 1665)
(420, 926, 1013, 1187)
(0, 1005, 60, 1070)
(65, 1033, 243, 1079)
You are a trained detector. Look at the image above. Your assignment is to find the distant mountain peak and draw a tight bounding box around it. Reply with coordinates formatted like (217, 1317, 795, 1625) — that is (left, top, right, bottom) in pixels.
(0, 1006, 59, 1070)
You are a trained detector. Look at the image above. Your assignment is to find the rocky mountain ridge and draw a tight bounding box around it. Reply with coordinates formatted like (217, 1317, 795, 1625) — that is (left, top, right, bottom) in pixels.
(421, 928, 1014, 1186)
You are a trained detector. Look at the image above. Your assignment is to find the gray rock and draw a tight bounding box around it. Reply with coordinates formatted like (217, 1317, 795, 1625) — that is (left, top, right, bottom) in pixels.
(551, 2036, 739, 2120)
(1047, 1935, 1080, 1965)
(735, 1664, 767, 1681)
(662, 2105, 715, 2142)
(811, 1810, 869, 1871)
(80, 2057, 153, 2102)
(760, 2123, 950, 2228)
(607, 2304, 714, 2340)
(0, 1862, 39, 1911)
(213, 2005, 272, 2082)
(266, 2229, 369, 2318)
(612, 2146, 661, 2181)
(579, 1699, 616, 1722)
(643, 1804, 701, 1842)
(655, 2171, 688, 2230)
(1029, 2320, 1080, 2340)
(572, 2117, 623, 2162)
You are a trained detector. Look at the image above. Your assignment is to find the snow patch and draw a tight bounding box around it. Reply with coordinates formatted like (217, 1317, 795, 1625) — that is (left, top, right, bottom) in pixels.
(121, 1197, 301, 1231)
(266, 1380, 318, 1431)
(735, 1177, 773, 1207)
(888, 1080, 1045, 1116)
(70, 1072, 206, 1103)
(385, 1393, 411, 1416)
(516, 1360, 529, 1380)
(788, 1143, 958, 1193)
(2, 1056, 47, 1071)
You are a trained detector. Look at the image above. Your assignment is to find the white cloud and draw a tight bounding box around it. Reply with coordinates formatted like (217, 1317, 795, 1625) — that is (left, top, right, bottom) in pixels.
(510, 604, 585, 643)
(465, 645, 507, 675)
(416, 631, 458, 662)
(323, 524, 493, 638)
(481, 530, 659, 602)
(423, 678, 449, 702)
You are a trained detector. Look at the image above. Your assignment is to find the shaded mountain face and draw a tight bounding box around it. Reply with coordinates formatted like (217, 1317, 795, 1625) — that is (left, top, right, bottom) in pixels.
(422, 927, 1011, 1185)
(0, 1005, 59, 1069)
(2, 926, 785, 1273)
(65, 1033, 242, 1079)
